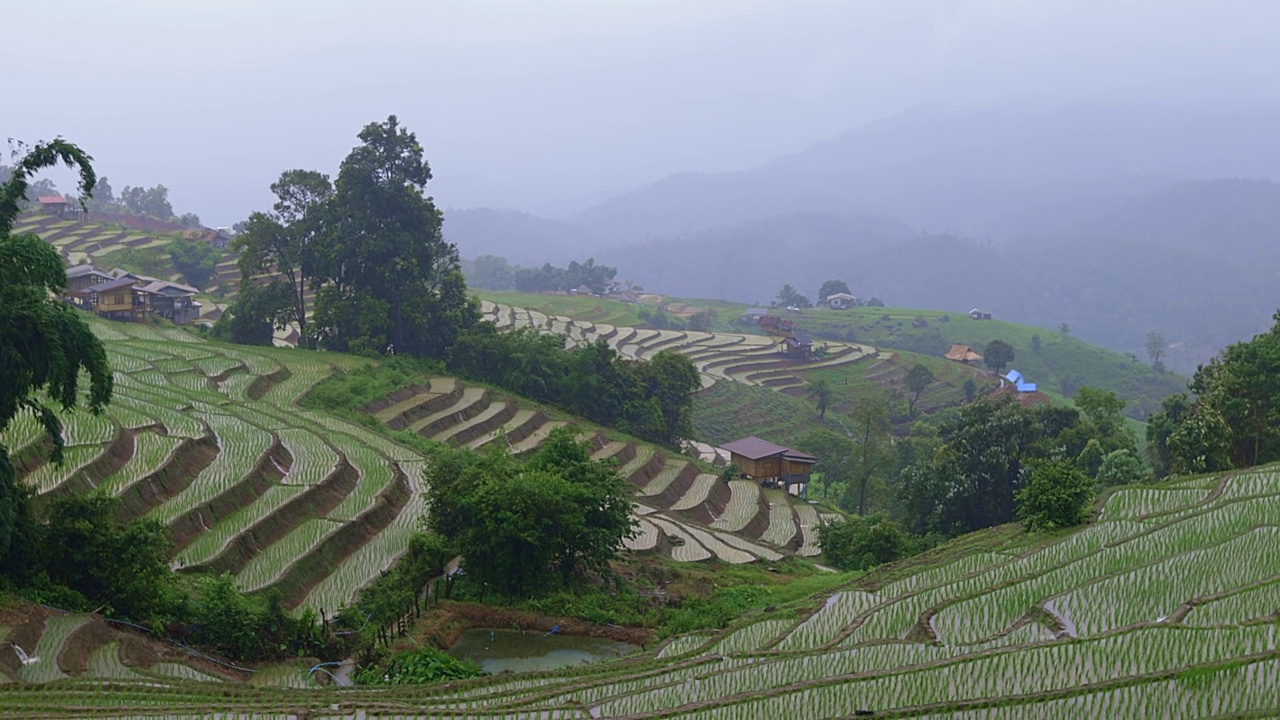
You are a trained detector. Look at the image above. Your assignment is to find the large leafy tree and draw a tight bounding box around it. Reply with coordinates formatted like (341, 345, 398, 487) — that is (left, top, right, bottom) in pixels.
(818, 279, 852, 302)
(898, 397, 1039, 534)
(234, 169, 334, 340)
(846, 391, 896, 516)
(424, 429, 634, 596)
(984, 339, 1015, 373)
(904, 363, 935, 417)
(310, 116, 477, 358)
(797, 429, 855, 500)
(1148, 313, 1280, 474)
(817, 513, 908, 571)
(1015, 459, 1094, 531)
(0, 139, 112, 573)
(805, 378, 834, 419)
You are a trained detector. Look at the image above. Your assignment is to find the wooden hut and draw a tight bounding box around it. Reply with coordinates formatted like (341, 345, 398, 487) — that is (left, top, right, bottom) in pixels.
(722, 436, 816, 495)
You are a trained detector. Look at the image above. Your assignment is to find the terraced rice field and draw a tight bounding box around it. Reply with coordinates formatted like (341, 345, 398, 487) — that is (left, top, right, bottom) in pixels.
(1, 320, 424, 617)
(366, 381, 818, 565)
(481, 300, 880, 391)
(7, 466, 1280, 716)
(3, 313, 815, 629)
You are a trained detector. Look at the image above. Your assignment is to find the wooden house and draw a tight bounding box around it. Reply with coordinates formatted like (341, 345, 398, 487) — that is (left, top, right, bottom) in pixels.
(944, 344, 984, 365)
(780, 330, 814, 360)
(37, 195, 69, 216)
(722, 436, 817, 495)
(82, 277, 143, 320)
(65, 264, 114, 294)
(137, 280, 200, 324)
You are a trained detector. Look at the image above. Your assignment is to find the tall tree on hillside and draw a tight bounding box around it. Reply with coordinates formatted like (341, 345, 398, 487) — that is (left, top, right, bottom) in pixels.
(904, 363, 935, 417)
(898, 397, 1039, 534)
(309, 116, 477, 357)
(1, 139, 112, 574)
(235, 169, 334, 342)
(846, 391, 895, 516)
(1186, 316, 1280, 468)
(818, 279, 852, 302)
(806, 378, 834, 419)
(984, 339, 1015, 373)
(797, 429, 855, 500)
(1146, 332, 1167, 371)
(775, 284, 810, 308)
(119, 183, 174, 219)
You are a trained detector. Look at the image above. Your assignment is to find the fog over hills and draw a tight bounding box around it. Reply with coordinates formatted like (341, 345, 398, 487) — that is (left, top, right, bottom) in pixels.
(444, 104, 1280, 369)
(564, 103, 1280, 242)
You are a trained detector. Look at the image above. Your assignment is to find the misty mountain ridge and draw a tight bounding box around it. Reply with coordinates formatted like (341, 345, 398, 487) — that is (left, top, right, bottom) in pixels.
(569, 102, 1280, 242)
(443, 102, 1280, 366)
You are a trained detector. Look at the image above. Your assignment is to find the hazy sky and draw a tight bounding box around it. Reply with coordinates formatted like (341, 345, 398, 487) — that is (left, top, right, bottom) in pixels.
(5, 0, 1278, 225)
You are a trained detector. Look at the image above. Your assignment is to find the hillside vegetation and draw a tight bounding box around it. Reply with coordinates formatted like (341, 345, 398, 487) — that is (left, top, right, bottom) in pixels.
(5, 464, 1280, 716)
(474, 289, 1181, 421)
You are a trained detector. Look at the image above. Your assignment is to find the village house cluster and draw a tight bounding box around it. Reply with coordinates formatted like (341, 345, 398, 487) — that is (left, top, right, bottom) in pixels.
(63, 264, 201, 324)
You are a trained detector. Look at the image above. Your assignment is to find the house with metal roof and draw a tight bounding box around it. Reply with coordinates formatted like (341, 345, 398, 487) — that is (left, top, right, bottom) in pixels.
(1005, 369, 1037, 393)
(822, 292, 859, 309)
(37, 195, 69, 215)
(136, 280, 201, 324)
(721, 436, 817, 495)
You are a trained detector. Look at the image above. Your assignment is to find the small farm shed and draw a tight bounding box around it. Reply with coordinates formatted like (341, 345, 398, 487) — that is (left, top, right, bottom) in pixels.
(37, 195, 68, 215)
(823, 292, 858, 309)
(722, 436, 816, 494)
(944, 344, 984, 365)
(741, 307, 769, 322)
(780, 330, 814, 360)
(968, 308, 993, 320)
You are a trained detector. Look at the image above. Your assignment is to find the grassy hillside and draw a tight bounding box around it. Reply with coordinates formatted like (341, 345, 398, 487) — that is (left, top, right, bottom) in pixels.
(5, 465, 1280, 715)
(475, 289, 1180, 421)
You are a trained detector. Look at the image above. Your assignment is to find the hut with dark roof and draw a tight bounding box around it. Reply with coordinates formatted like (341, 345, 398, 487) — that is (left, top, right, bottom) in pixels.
(722, 436, 816, 495)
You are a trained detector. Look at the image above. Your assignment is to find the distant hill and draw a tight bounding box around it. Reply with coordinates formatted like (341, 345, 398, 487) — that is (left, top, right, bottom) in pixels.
(1062, 178, 1280, 267)
(443, 207, 603, 266)
(594, 177, 1280, 371)
(568, 103, 1280, 243)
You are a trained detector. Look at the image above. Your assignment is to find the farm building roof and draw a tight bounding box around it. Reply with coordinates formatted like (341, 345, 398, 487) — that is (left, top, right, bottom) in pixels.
(66, 264, 111, 279)
(744, 308, 769, 316)
(945, 344, 983, 362)
(37, 195, 66, 204)
(83, 277, 139, 293)
(782, 449, 818, 464)
(825, 293, 857, 301)
(723, 436, 791, 460)
(1005, 369, 1023, 384)
(784, 330, 814, 348)
(138, 280, 198, 295)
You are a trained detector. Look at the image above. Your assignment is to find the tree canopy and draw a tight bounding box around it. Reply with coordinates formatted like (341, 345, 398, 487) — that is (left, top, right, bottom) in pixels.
(231, 117, 478, 358)
(818, 279, 851, 301)
(0, 139, 112, 569)
(425, 429, 635, 596)
(984, 339, 1015, 373)
(1147, 312, 1280, 474)
(309, 116, 478, 357)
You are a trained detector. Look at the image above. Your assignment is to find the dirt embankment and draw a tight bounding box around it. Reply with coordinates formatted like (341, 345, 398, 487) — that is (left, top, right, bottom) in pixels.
(413, 602, 656, 651)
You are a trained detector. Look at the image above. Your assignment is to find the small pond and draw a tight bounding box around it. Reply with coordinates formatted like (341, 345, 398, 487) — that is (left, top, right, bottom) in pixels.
(448, 628, 637, 674)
